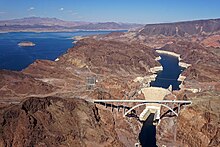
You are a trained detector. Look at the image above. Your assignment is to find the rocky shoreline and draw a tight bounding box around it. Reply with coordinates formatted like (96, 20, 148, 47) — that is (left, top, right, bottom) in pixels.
(156, 50, 181, 59)
(150, 66, 163, 73)
(156, 49, 192, 69)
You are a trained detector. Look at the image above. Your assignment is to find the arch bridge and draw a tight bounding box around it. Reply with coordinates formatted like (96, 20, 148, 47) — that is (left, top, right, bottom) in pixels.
(93, 99, 192, 123)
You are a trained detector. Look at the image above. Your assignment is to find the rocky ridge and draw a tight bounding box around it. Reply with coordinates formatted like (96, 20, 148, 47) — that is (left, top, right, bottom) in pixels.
(139, 18, 220, 37)
(0, 96, 124, 146)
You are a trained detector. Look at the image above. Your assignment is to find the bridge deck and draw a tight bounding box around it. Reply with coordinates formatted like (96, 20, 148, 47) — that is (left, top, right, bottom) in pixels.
(93, 99, 192, 104)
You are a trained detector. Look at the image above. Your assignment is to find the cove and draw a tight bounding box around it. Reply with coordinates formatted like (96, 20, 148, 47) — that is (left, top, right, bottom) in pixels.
(139, 53, 184, 147)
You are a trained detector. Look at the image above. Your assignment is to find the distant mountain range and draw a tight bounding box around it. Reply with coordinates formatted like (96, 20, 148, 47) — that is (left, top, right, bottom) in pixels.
(2, 17, 219, 35)
(139, 18, 220, 36)
(0, 17, 143, 32)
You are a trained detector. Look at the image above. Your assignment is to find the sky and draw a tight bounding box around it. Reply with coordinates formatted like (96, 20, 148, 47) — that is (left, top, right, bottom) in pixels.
(0, 0, 220, 24)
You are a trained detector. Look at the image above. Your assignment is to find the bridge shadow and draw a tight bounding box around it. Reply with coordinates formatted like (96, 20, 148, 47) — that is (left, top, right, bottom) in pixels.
(160, 103, 185, 119)
(94, 102, 140, 119)
(95, 102, 189, 120)
(139, 113, 157, 147)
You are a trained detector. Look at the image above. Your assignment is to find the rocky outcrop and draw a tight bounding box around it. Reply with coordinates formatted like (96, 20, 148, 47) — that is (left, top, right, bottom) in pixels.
(139, 18, 220, 37)
(201, 35, 220, 48)
(59, 38, 159, 75)
(157, 91, 220, 147)
(176, 100, 220, 147)
(159, 41, 220, 64)
(0, 96, 124, 147)
(0, 70, 57, 101)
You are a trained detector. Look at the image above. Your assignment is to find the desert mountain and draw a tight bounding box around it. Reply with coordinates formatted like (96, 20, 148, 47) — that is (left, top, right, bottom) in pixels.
(0, 17, 143, 32)
(139, 18, 220, 36)
(74, 22, 143, 30)
(0, 17, 88, 27)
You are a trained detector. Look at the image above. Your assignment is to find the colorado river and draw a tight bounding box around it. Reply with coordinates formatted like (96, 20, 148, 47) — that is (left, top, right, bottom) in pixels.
(139, 53, 184, 147)
(151, 53, 184, 90)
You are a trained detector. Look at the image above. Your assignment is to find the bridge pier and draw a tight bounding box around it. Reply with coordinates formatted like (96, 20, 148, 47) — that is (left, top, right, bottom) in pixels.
(111, 104, 114, 112)
(178, 104, 180, 113)
(117, 106, 120, 112)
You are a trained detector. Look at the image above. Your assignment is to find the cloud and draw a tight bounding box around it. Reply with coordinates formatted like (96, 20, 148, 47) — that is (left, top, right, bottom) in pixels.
(28, 7, 35, 11)
(59, 8, 64, 11)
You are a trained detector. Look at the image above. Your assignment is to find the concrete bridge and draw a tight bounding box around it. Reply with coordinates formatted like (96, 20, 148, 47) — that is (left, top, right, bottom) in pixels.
(93, 99, 192, 124)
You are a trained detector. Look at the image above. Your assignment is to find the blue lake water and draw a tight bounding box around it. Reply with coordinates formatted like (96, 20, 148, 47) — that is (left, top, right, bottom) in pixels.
(0, 31, 124, 71)
(150, 54, 184, 90)
(139, 114, 157, 147)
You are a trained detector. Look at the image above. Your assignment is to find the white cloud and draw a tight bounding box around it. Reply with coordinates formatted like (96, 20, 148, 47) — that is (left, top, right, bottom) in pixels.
(0, 11, 6, 14)
(28, 7, 35, 11)
(59, 8, 64, 11)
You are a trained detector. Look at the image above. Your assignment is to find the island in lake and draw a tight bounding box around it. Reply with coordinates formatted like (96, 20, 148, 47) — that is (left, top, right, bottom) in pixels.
(18, 41, 36, 47)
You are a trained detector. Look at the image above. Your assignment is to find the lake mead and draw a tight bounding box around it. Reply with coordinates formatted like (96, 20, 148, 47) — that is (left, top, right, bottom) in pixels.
(0, 31, 124, 71)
